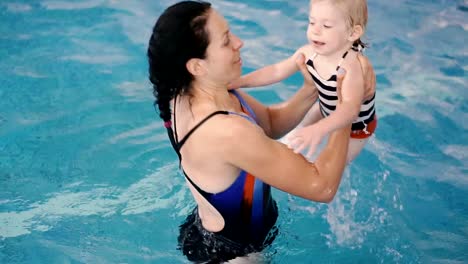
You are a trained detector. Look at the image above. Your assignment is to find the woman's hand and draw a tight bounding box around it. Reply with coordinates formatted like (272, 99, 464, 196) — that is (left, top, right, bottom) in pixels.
(357, 54, 376, 101)
(295, 53, 315, 89)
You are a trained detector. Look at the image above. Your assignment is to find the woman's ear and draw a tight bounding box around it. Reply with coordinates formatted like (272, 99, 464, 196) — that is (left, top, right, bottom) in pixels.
(186, 58, 206, 76)
(348, 25, 363, 42)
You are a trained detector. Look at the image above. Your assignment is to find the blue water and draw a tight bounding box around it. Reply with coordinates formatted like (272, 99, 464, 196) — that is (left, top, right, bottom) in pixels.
(0, 0, 467, 263)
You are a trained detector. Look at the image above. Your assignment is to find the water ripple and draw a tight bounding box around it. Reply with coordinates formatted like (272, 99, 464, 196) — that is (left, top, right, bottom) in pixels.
(3, 3, 32, 13)
(115, 81, 153, 102)
(0, 162, 187, 239)
(40, 0, 106, 10)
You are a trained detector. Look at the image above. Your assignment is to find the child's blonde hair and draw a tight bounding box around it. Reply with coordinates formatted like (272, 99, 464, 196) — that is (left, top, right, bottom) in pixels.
(312, 0, 368, 46)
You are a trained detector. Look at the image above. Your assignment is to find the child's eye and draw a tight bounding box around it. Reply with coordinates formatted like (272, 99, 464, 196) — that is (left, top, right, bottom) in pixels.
(309, 21, 315, 25)
(324, 25, 333, 29)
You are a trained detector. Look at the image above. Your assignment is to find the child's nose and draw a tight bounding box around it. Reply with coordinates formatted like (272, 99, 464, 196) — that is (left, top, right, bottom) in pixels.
(312, 24, 321, 35)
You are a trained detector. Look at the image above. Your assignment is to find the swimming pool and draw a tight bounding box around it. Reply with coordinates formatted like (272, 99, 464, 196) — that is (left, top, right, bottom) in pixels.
(0, 0, 467, 263)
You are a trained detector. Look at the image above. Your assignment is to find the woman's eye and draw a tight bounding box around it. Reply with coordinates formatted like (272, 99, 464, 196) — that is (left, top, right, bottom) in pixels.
(224, 38, 230, 46)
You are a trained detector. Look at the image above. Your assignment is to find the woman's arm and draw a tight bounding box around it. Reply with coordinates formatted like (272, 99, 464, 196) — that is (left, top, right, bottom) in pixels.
(209, 58, 349, 203)
(217, 111, 350, 203)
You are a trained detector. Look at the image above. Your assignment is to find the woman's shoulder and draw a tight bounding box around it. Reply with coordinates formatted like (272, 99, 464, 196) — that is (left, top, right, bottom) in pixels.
(191, 108, 261, 142)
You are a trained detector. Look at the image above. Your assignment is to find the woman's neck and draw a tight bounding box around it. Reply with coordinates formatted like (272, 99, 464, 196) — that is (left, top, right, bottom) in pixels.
(189, 79, 234, 111)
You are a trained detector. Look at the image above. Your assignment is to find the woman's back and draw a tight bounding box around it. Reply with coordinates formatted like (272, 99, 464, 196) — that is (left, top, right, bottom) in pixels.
(174, 92, 245, 194)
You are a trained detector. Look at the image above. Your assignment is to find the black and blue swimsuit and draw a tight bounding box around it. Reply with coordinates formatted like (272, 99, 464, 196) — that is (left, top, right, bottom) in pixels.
(172, 90, 278, 263)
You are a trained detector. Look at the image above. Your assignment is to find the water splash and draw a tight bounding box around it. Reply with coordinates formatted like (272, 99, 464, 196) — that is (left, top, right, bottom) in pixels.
(324, 170, 388, 248)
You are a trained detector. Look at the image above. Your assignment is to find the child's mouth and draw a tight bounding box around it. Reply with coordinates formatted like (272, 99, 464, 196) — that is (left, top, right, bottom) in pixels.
(313, 41, 325, 46)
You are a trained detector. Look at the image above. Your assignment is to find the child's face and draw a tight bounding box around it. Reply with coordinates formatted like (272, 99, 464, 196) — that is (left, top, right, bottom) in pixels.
(307, 0, 352, 56)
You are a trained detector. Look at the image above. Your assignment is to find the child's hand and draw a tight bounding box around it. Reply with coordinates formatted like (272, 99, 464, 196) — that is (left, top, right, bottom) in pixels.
(286, 124, 327, 159)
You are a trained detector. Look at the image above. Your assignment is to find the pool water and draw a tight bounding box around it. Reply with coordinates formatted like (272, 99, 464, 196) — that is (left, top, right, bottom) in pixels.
(1, 0, 467, 263)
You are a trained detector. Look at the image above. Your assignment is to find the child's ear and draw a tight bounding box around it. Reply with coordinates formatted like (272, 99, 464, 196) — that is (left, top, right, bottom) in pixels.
(186, 58, 206, 76)
(348, 25, 363, 42)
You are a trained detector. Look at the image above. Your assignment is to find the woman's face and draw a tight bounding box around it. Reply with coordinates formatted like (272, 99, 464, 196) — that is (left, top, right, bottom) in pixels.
(203, 9, 244, 84)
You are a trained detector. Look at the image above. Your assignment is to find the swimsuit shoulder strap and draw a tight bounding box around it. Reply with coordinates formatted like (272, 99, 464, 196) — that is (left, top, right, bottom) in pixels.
(175, 90, 254, 150)
(176, 110, 229, 150)
(229, 89, 257, 122)
(172, 90, 256, 198)
(305, 53, 317, 71)
(172, 103, 228, 198)
(336, 48, 352, 70)
(337, 42, 364, 70)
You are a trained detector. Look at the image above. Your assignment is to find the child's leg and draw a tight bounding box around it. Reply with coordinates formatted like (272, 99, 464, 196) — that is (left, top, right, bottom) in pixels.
(298, 102, 322, 128)
(347, 138, 369, 163)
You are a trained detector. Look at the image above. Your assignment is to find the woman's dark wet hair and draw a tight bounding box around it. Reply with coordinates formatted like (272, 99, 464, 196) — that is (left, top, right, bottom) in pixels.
(147, 1, 211, 153)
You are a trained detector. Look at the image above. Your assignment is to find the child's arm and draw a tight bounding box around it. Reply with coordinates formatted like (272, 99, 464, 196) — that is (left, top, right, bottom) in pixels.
(313, 55, 365, 134)
(286, 55, 367, 158)
(230, 46, 308, 89)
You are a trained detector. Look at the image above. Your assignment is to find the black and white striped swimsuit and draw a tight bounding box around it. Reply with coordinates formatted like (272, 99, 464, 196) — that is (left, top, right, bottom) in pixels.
(306, 48, 376, 132)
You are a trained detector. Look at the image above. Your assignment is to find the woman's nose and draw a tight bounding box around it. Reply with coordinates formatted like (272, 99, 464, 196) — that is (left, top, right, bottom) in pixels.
(232, 34, 244, 50)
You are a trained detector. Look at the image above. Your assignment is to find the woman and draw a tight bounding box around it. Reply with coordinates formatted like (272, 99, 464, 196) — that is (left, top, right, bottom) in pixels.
(147, 1, 375, 262)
